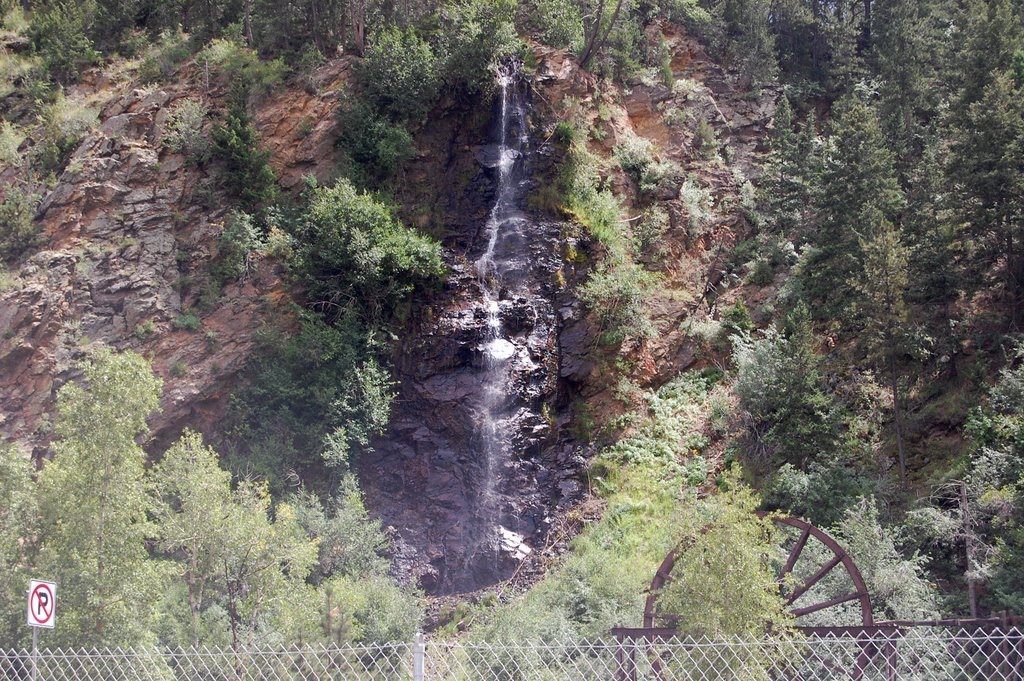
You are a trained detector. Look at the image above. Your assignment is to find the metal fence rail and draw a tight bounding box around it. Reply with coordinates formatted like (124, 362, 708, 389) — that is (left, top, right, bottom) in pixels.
(1, 627, 1021, 680)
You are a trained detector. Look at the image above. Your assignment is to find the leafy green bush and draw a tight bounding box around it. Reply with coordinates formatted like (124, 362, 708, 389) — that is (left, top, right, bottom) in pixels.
(440, 0, 521, 98)
(293, 178, 445, 321)
(199, 35, 288, 102)
(658, 476, 793, 639)
(163, 98, 211, 165)
(211, 210, 262, 283)
(679, 176, 713, 239)
(336, 95, 416, 188)
(614, 132, 681, 198)
(748, 258, 775, 285)
(556, 127, 627, 255)
(733, 304, 840, 468)
(0, 121, 24, 168)
(359, 26, 440, 123)
(0, 441, 37, 645)
(28, 1, 98, 83)
(694, 117, 718, 158)
(137, 30, 192, 83)
(318, 574, 424, 644)
(762, 455, 868, 527)
(212, 105, 278, 209)
(522, 0, 584, 52)
(721, 300, 754, 337)
(632, 205, 669, 261)
(172, 313, 200, 331)
(579, 260, 661, 345)
(292, 482, 390, 582)
(229, 312, 394, 486)
(0, 185, 41, 261)
(31, 92, 98, 176)
(614, 132, 656, 183)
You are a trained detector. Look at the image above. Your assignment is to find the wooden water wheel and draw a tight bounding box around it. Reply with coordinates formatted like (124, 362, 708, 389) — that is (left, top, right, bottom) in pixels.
(643, 514, 874, 628)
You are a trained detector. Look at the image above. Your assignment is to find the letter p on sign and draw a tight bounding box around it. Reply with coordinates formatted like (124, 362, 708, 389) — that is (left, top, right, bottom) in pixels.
(27, 580, 56, 628)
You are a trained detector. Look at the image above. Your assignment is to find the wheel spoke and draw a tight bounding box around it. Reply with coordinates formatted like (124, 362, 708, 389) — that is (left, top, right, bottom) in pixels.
(779, 525, 812, 583)
(791, 591, 866, 618)
(785, 554, 843, 606)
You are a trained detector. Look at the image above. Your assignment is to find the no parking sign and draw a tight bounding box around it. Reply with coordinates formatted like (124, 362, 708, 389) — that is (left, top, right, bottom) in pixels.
(26, 580, 56, 629)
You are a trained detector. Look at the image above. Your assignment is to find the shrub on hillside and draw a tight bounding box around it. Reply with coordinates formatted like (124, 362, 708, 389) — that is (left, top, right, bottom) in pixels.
(580, 260, 661, 345)
(292, 178, 445, 321)
(28, 1, 98, 83)
(163, 97, 211, 166)
(212, 105, 278, 209)
(522, 0, 584, 52)
(0, 185, 41, 261)
(439, 0, 521, 98)
(336, 95, 416, 188)
(199, 34, 288, 102)
(359, 26, 440, 124)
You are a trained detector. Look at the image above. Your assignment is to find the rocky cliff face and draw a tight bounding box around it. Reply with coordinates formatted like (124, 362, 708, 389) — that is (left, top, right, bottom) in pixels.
(359, 70, 588, 593)
(0, 24, 778, 597)
(359, 29, 778, 595)
(0, 60, 352, 459)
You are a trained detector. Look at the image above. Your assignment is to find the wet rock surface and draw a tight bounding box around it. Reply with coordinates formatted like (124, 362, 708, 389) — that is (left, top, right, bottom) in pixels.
(360, 75, 589, 594)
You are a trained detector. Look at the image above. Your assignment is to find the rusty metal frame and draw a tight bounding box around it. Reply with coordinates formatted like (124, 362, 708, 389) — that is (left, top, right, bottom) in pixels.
(642, 515, 874, 629)
(625, 512, 1023, 681)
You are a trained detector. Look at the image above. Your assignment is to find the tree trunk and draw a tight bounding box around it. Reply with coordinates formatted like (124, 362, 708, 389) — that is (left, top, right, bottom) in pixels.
(351, 0, 366, 56)
(889, 354, 907, 488)
(578, 0, 606, 69)
(861, 0, 872, 48)
(587, 0, 626, 70)
(243, 0, 254, 47)
(960, 482, 980, 618)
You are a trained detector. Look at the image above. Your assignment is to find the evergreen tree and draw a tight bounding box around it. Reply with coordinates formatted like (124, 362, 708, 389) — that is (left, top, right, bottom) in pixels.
(718, 0, 778, 88)
(904, 139, 959, 371)
(212, 104, 278, 210)
(947, 0, 1024, 124)
(800, 94, 904, 322)
(759, 95, 817, 234)
(852, 220, 912, 486)
(948, 71, 1024, 326)
(734, 303, 839, 469)
(870, 0, 949, 173)
(36, 348, 165, 647)
(29, 1, 99, 83)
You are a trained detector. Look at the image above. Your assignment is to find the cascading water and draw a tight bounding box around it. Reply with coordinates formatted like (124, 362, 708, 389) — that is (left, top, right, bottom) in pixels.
(472, 61, 531, 563)
(360, 59, 583, 593)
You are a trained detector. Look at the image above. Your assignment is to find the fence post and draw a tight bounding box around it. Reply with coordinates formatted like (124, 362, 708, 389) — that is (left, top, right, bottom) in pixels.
(413, 632, 425, 681)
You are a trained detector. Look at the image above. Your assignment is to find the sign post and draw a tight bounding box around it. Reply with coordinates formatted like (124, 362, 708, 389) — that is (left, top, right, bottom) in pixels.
(26, 580, 56, 681)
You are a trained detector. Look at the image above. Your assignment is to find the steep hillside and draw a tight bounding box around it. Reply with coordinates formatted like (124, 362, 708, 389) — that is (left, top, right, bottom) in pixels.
(2, 0, 1024, 649)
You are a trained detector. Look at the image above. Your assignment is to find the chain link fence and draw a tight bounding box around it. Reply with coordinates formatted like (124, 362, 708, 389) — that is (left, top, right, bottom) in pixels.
(1, 627, 1021, 680)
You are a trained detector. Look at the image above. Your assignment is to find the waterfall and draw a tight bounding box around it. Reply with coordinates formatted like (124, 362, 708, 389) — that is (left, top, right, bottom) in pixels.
(360, 56, 569, 593)
(472, 60, 532, 563)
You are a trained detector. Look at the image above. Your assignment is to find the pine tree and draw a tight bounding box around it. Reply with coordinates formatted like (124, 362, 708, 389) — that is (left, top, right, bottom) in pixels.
(947, 0, 1024, 124)
(719, 0, 778, 88)
(212, 104, 278, 210)
(852, 220, 912, 486)
(800, 94, 905, 322)
(36, 348, 165, 646)
(948, 71, 1024, 326)
(904, 139, 960, 371)
(734, 303, 839, 469)
(760, 96, 821, 235)
(870, 0, 949, 173)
